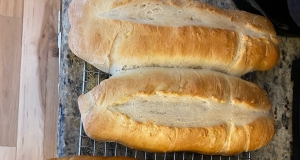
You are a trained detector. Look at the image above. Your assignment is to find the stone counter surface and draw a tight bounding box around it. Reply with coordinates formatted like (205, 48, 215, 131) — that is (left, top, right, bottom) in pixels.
(58, 0, 300, 159)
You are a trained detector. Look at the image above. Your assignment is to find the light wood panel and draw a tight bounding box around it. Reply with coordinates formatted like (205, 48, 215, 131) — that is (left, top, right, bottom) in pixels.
(0, 0, 23, 17)
(0, 146, 16, 160)
(0, 15, 22, 147)
(43, 0, 60, 158)
(16, 0, 59, 159)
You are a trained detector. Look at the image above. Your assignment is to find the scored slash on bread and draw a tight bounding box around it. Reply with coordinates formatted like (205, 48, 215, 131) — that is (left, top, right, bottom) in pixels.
(68, 0, 279, 76)
(78, 68, 275, 156)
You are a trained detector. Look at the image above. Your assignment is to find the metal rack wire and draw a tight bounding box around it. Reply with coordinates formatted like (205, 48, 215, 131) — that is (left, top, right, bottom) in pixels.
(78, 62, 252, 160)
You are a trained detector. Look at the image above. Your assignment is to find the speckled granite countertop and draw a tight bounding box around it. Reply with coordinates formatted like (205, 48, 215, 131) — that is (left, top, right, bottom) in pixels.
(58, 0, 300, 159)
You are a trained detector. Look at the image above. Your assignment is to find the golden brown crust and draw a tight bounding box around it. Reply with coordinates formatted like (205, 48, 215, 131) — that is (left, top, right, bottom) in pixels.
(48, 156, 137, 160)
(190, 1, 276, 35)
(81, 105, 274, 156)
(115, 24, 238, 73)
(229, 74, 272, 111)
(230, 35, 280, 75)
(78, 68, 275, 156)
(79, 68, 271, 112)
(68, 0, 279, 76)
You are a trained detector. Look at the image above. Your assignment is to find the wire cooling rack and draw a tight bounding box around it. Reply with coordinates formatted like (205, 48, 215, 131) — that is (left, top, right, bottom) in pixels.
(78, 62, 252, 160)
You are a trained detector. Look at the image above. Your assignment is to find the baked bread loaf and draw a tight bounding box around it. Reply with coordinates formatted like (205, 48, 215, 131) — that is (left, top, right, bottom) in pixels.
(48, 156, 137, 160)
(78, 68, 275, 156)
(69, 0, 279, 76)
